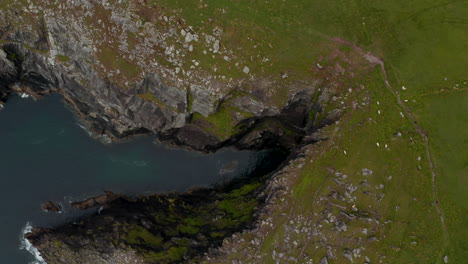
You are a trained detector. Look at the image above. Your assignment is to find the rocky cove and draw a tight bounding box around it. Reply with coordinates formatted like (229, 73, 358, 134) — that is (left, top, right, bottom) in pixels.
(0, 94, 286, 264)
(0, 2, 347, 263)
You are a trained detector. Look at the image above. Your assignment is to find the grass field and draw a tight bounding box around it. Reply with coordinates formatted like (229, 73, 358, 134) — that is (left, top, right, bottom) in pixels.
(414, 91, 468, 263)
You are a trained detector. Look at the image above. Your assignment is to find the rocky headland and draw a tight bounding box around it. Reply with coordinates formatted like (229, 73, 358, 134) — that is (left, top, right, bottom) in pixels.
(0, 1, 375, 263)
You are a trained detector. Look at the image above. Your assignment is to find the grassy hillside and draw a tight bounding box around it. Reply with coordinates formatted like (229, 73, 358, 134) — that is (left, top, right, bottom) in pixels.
(157, 0, 466, 263)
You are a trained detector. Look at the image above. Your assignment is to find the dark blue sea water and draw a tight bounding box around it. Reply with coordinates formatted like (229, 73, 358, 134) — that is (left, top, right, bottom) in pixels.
(0, 94, 282, 264)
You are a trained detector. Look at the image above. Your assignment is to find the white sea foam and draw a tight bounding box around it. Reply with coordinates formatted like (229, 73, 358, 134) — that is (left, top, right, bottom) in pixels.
(76, 123, 93, 137)
(20, 93, 31, 99)
(20, 222, 47, 264)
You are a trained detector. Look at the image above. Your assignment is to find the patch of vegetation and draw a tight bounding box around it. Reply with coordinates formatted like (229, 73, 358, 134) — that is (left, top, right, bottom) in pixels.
(55, 54, 71, 63)
(192, 103, 254, 140)
(137, 92, 181, 113)
(124, 226, 164, 248)
(97, 46, 142, 83)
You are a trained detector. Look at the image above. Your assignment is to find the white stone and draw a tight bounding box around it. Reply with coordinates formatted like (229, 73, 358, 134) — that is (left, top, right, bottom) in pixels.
(185, 32, 194, 43)
(213, 40, 220, 53)
(243, 66, 250, 74)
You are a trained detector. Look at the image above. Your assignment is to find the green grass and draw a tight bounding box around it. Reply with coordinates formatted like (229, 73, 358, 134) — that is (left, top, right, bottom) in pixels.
(97, 46, 142, 82)
(413, 91, 468, 263)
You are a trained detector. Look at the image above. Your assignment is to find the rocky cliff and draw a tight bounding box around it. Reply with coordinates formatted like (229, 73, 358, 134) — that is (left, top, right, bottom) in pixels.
(0, 0, 343, 151)
(0, 1, 362, 263)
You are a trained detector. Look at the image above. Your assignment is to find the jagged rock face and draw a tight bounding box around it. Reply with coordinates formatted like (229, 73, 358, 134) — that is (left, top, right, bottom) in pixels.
(0, 1, 339, 151)
(0, 48, 16, 100)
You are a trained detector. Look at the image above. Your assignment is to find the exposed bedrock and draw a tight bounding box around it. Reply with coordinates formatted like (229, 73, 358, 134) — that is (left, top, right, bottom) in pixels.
(0, 37, 339, 151)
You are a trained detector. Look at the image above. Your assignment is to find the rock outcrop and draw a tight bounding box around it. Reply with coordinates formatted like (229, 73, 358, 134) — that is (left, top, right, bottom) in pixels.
(70, 191, 120, 210)
(41, 201, 62, 213)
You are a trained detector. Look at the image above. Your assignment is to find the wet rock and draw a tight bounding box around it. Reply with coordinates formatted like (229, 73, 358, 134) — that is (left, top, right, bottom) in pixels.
(71, 191, 120, 210)
(41, 201, 62, 213)
(0, 48, 17, 101)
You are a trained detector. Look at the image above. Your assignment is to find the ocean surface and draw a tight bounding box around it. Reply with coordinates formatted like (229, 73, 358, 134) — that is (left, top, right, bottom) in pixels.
(0, 94, 284, 264)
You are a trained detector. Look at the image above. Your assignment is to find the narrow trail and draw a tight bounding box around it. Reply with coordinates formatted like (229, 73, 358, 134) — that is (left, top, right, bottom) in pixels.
(330, 37, 449, 244)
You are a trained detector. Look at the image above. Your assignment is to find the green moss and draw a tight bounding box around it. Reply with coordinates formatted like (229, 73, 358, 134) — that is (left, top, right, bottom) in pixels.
(193, 105, 254, 139)
(124, 226, 163, 248)
(186, 87, 194, 113)
(226, 182, 261, 198)
(143, 246, 189, 262)
(22, 43, 48, 54)
(5, 50, 17, 61)
(55, 54, 71, 63)
(52, 240, 62, 248)
(176, 224, 200, 235)
(218, 199, 256, 222)
(210, 231, 225, 238)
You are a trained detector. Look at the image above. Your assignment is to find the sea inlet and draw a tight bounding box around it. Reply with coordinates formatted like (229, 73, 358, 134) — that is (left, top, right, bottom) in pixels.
(0, 94, 285, 264)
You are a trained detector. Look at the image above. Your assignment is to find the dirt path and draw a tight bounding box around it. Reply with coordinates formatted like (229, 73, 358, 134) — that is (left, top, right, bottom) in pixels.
(331, 37, 449, 245)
